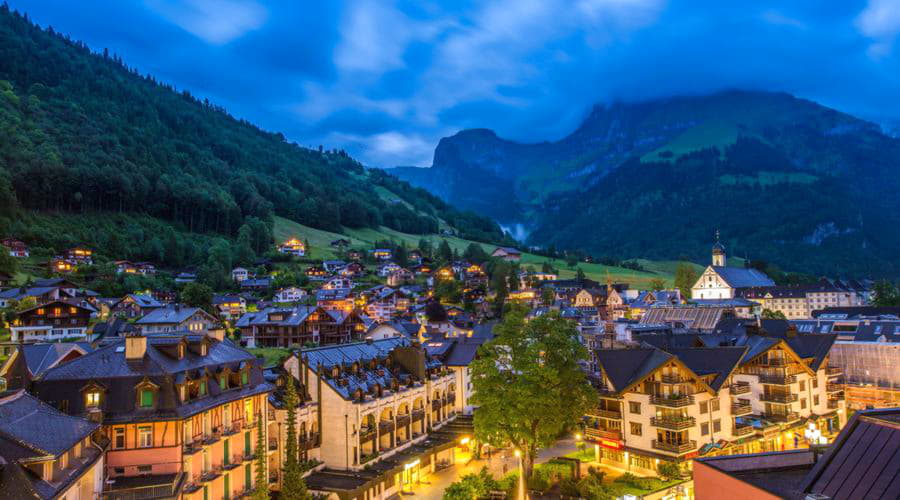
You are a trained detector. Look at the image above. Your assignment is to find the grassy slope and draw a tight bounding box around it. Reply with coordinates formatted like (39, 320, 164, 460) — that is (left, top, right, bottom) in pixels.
(273, 216, 677, 287)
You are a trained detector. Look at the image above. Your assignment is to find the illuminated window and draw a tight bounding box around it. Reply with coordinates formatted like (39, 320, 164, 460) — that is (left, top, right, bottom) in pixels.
(85, 392, 101, 407)
(54, 307, 62, 315)
(37, 308, 45, 315)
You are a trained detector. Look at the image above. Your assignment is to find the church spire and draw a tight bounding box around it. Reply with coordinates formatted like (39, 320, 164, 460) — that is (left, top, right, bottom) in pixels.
(712, 230, 726, 267)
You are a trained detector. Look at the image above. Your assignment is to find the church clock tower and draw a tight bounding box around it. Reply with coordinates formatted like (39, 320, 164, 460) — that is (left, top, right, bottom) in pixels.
(712, 230, 726, 267)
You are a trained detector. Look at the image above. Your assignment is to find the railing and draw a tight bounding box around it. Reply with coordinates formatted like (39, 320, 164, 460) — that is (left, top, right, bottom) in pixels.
(359, 427, 376, 441)
(759, 357, 788, 367)
(826, 383, 844, 393)
(243, 419, 255, 430)
(224, 421, 242, 436)
(300, 432, 321, 449)
(200, 467, 222, 482)
(584, 428, 622, 441)
(825, 367, 842, 377)
(589, 408, 622, 420)
(431, 400, 442, 411)
(183, 441, 203, 455)
(651, 416, 696, 430)
(379, 420, 395, 433)
(660, 374, 686, 384)
(762, 412, 800, 423)
(731, 403, 752, 416)
(360, 452, 378, 464)
(827, 399, 840, 409)
(184, 482, 202, 494)
(758, 374, 797, 385)
(243, 451, 256, 461)
(730, 383, 751, 395)
(760, 392, 798, 404)
(412, 409, 425, 420)
(396, 414, 411, 427)
(650, 394, 695, 407)
(651, 440, 697, 455)
(202, 430, 222, 446)
(733, 424, 754, 437)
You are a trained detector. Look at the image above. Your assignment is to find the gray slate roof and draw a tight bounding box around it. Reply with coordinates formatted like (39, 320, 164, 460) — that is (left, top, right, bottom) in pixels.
(0, 390, 98, 458)
(711, 266, 775, 288)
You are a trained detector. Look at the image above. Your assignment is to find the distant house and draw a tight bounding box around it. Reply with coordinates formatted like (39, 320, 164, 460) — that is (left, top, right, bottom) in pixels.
(212, 294, 246, 319)
(135, 261, 157, 275)
(110, 293, 165, 319)
(372, 248, 393, 261)
(174, 271, 197, 284)
(11, 300, 93, 343)
(491, 246, 521, 262)
(346, 249, 363, 261)
(1, 237, 29, 258)
(135, 305, 218, 334)
(0, 285, 75, 309)
(323, 276, 353, 291)
(322, 260, 346, 273)
(338, 262, 365, 278)
(0, 342, 91, 390)
(387, 268, 414, 286)
(49, 257, 76, 274)
(305, 265, 328, 281)
(435, 266, 456, 282)
(114, 260, 139, 274)
(231, 266, 249, 282)
(330, 238, 351, 248)
(408, 250, 423, 264)
(278, 237, 306, 256)
(377, 262, 401, 277)
(65, 246, 93, 265)
(315, 288, 356, 311)
(240, 277, 272, 292)
(275, 286, 307, 303)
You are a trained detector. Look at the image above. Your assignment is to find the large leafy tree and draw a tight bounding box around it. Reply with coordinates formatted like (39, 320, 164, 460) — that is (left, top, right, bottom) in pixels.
(470, 308, 596, 485)
(673, 262, 699, 299)
(281, 376, 310, 499)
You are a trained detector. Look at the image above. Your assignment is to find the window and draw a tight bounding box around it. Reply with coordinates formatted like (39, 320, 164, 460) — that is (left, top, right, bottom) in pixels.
(713, 419, 721, 433)
(700, 401, 709, 414)
(814, 395, 820, 406)
(801, 398, 807, 409)
(799, 380, 806, 391)
(241, 371, 249, 385)
(137, 465, 152, 474)
(138, 426, 153, 448)
(629, 401, 641, 414)
(114, 467, 125, 475)
(812, 378, 818, 389)
(139, 389, 154, 408)
(113, 428, 125, 449)
(199, 381, 207, 396)
(710, 399, 720, 412)
(630, 422, 642, 436)
(85, 391, 100, 407)
(701, 422, 709, 436)
(180, 385, 187, 401)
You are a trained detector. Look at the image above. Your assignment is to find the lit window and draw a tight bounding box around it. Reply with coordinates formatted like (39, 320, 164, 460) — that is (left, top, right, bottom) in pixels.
(138, 426, 153, 448)
(85, 392, 101, 407)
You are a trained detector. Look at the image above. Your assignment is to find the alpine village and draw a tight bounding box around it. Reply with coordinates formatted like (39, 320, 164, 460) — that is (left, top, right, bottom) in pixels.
(0, 3, 898, 500)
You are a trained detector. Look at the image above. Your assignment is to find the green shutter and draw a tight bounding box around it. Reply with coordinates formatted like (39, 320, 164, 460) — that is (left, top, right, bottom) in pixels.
(244, 432, 251, 454)
(224, 473, 230, 500)
(203, 485, 208, 500)
(220, 376, 227, 389)
(241, 372, 248, 385)
(199, 381, 207, 395)
(245, 464, 251, 488)
(224, 440, 230, 465)
(140, 389, 153, 407)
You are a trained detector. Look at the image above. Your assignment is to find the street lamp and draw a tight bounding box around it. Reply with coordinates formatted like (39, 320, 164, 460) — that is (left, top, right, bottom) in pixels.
(514, 449, 524, 500)
(575, 432, 584, 453)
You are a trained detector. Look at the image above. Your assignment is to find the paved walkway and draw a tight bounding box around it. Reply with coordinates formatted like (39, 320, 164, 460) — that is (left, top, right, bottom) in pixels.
(407, 439, 580, 499)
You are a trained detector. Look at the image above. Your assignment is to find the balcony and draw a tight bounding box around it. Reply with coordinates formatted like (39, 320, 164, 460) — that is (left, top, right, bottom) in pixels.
(223, 459, 241, 471)
(584, 428, 622, 442)
(183, 441, 203, 455)
(759, 357, 788, 367)
(760, 392, 798, 404)
(202, 430, 222, 446)
(731, 402, 752, 416)
(651, 439, 697, 455)
(243, 419, 255, 430)
(379, 420, 395, 433)
(827, 399, 841, 409)
(184, 482, 202, 494)
(825, 367, 842, 378)
(411, 409, 425, 421)
(730, 383, 751, 395)
(660, 374, 686, 384)
(396, 414, 411, 427)
(243, 451, 256, 461)
(359, 427, 376, 441)
(651, 415, 696, 430)
(758, 374, 797, 385)
(763, 412, 800, 423)
(447, 392, 456, 402)
(589, 407, 622, 420)
(733, 424, 754, 437)
(200, 467, 222, 483)
(650, 394, 695, 408)
(827, 383, 844, 394)
(223, 421, 242, 436)
(431, 400, 442, 411)
(300, 432, 321, 449)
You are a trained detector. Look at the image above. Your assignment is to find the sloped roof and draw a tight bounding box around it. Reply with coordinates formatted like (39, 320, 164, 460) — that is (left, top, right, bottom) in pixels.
(17, 343, 90, 378)
(0, 390, 98, 458)
(595, 348, 672, 392)
(135, 306, 207, 325)
(668, 347, 748, 391)
(711, 266, 775, 288)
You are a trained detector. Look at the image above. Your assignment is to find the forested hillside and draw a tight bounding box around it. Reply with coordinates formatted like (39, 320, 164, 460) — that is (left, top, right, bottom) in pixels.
(0, 5, 508, 267)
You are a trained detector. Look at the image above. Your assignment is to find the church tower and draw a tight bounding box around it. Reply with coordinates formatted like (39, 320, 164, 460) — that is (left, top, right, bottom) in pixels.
(712, 230, 726, 267)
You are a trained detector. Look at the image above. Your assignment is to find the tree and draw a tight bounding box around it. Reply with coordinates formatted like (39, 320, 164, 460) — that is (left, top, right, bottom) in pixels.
(470, 308, 596, 486)
(673, 262, 698, 299)
(575, 267, 586, 282)
(181, 282, 213, 311)
(872, 280, 900, 306)
(761, 309, 787, 320)
(281, 377, 309, 499)
(395, 244, 409, 268)
(252, 415, 268, 500)
(657, 461, 683, 481)
(650, 278, 666, 291)
(437, 240, 453, 263)
(541, 287, 555, 306)
(463, 242, 487, 262)
(0, 248, 17, 275)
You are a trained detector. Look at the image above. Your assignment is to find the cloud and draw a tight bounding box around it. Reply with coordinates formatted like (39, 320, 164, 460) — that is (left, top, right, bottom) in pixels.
(857, 0, 900, 58)
(144, 0, 268, 44)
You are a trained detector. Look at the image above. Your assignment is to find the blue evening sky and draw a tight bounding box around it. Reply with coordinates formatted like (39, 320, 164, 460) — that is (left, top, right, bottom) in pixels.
(8, 1, 900, 167)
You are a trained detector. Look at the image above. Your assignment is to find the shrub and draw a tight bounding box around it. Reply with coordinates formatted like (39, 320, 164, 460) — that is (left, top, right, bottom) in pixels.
(657, 461, 683, 481)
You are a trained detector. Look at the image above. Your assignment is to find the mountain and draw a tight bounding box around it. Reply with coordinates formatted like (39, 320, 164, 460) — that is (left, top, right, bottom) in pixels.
(393, 91, 900, 278)
(0, 5, 508, 268)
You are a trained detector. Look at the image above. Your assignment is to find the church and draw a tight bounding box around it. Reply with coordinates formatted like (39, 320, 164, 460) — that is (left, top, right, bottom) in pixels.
(691, 236, 774, 299)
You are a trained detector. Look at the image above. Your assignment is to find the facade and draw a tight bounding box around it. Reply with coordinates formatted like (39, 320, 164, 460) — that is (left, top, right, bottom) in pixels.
(275, 286, 307, 303)
(110, 293, 164, 319)
(738, 280, 868, 319)
(1, 237, 29, 257)
(11, 300, 92, 342)
(231, 267, 249, 282)
(236, 306, 367, 347)
(278, 238, 306, 257)
(213, 295, 247, 320)
(135, 306, 219, 334)
(365, 288, 411, 323)
(65, 246, 94, 265)
(585, 330, 845, 476)
(691, 241, 774, 300)
(490, 246, 521, 262)
(30, 332, 273, 500)
(0, 390, 106, 499)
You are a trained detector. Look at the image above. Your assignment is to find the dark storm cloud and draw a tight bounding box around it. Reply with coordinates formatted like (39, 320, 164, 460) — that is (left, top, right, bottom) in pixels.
(7, 0, 900, 166)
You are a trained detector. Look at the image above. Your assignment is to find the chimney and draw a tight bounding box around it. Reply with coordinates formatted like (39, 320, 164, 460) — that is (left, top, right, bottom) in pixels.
(125, 333, 147, 360)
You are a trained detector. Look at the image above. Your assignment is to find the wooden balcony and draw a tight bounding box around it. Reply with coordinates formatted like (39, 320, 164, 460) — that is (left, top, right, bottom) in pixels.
(591, 408, 622, 420)
(396, 414, 411, 427)
(825, 367, 842, 378)
(760, 392, 798, 404)
(730, 383, 751, 395)
(660, 374, 687, 384)
(731, 402, 752, 416)
(651, 439, 697, 455)
(584, 428, 622, 442)
(651, 416, 696, 430)
(759, 357, 788, 367)
(379, 420, 395, 433)
(411, 409, 425, 421)
(762, 411, 800, 423)
(733, 424, 754, 437)
(650, 394, 695, 408)
(827, 399, 841, 409)
(826, 383, 844, 394)
(758, 374, 797, 385)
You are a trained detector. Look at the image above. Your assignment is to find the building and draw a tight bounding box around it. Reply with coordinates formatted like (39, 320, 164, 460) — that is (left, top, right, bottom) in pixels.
(236, 306, 368, 347)
(1, 237, 29, 257)
(365, 288, 411, 322)
(110, 293, 165, 319)
(0, 285, 76, 308)
(65, 246, 94, 265)
(295, 338, 467, 498)
(0, 390, 106, 499)
(11, 300, 93, 343)
(231, 267, 249, 282)
(135, 305, 219, 334)
(694, 407, 900, 500)
(275, 286, 307, 303)
(212, 294, 247, 320)
(372, 249, 393, 261)
(239, 277, 271, 292)
(0, 342, 91, 390)
(490, 246, 521, 262)
(49, 257, 76, 274)
(387, 268, 414, 287)
(691, 239, 775, 300)
(262, 365, 321, 490)
(585, 327, 845, 476)
(738, 280, 869, 320)
(278, 238, 306, 257)
(30, 332, 273, 500)
(306, 266, 328, 281)
(640, 303, 739, 332)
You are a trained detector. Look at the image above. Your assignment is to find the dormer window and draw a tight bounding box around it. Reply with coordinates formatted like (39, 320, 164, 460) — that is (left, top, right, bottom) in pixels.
(199, 380, 207, 396)
(135, 379, 159, 409)
(85, 391, 101, 408)
(220, 375, 228, 390)
(139, 389, 154, 408)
